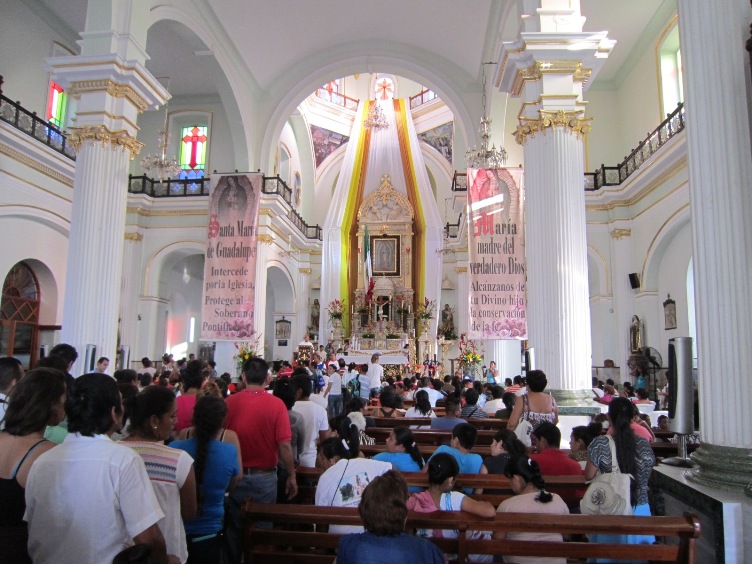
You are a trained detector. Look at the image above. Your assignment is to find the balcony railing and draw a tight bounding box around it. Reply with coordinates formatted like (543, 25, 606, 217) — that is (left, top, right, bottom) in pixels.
(444, 214, 462, 239)
(127, 173, 323, 241)
(585, 103, 685, 191)
(315, 88, 359, 111)
(410, 88, 438, 109)
(0, 76, 76, 160)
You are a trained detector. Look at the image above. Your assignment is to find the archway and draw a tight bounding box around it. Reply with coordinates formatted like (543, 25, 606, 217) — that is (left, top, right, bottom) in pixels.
(266, 265, 295, 361)
(0, 262, 41, 368)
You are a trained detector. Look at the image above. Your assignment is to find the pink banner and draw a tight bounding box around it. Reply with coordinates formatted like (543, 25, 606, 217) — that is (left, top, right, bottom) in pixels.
(201, 173, 262, 340)
(466, 168, 527, 340)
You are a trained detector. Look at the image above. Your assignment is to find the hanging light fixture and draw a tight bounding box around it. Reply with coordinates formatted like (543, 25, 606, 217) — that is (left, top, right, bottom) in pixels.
(363, 99, 389, 131)
(140, 79, 181, 181)
(465, 63, 507, 168)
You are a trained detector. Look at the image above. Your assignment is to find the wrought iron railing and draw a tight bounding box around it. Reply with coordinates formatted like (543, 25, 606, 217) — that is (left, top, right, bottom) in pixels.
(409, 88, 438, 109)
(451, 170, 467, 192)
(0, 76, 76, 160)
(585, 103, 685, 191)
(315, 88, 359, 111)
(127, 173, 322, 240)
(444, 214, 462, 239)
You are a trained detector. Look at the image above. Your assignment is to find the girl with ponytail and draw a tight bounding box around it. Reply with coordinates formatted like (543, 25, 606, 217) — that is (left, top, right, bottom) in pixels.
(171, 396, 242, 563)
(494, 455, 569, 564)
(314, 419, 392, 535)
(373, 427, 424, 491)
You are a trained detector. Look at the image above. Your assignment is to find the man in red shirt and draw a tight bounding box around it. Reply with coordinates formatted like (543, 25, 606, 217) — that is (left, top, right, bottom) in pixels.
(530, 422, 584, 476)
(224, 357, 297, 564)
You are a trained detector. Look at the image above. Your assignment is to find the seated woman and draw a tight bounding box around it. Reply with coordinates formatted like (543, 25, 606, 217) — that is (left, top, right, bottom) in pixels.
(494, 455, 570, 564)
(568, 425, 595, 469)
(404, 390, 436, 421)
(337, 471, 443, 564)
(372, 427, 424, 492)
(593, 384, 617, 405)
(315, 419, 392, 534)
(171, 396, 241, 563)
(409, 453, 495, 562)
(122, 386, 197, 563)
(371, 386, 405, 418)
(477, 429, 527, 493)
(0, 367, 66, 563)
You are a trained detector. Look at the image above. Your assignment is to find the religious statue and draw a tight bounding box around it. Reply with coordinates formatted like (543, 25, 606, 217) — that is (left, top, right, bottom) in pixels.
(629, 315, 642, 354)
(441, 304, 455, 334)
(311, 299, 320, 329)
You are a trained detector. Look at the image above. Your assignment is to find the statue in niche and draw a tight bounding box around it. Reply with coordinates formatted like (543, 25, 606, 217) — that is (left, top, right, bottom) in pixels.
(311, 299, 320, 329)
(629, 315, 642, 354)
(441, 304, 455, 335)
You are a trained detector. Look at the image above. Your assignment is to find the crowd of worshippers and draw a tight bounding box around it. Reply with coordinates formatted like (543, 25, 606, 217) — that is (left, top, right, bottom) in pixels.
(0, 346, 674, 564)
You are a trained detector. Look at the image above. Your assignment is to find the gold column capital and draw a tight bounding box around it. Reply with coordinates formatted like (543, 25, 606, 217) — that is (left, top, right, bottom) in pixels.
(455, 267, 468, 274)
(511, 60, 592, 96)
(68, 79, 150, 113)
(67, 125, 143, 159)
(257, 234, 273, 245)
(514, 109, 592, 145)
(299, 267, 313, 275)
(124, 232, 143, 241)
(610, 228, 632, 239)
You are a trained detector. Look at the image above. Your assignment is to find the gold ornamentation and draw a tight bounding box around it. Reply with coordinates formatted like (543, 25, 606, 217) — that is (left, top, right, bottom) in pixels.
(455, 267, 468, 273)
(511, 61, 592, 95)
(357, 174, 415, 221)
(68, 80, 150, 113)
(514, 110, 592, 145)
(124, 232, 143, 241)
(257, 234, 273, 245)
(125, 207, 207, 217)
(0, 143, 73, 188)
(299, 267, 313, 274)
(67, 125, 143, 159)
(609, 228, 631, 239)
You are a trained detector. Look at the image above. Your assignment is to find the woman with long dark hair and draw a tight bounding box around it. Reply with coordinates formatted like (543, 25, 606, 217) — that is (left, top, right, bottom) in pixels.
(494, 455, 569, 564)
(122, 386, 197, 563)
(405, 389, 435, 419)
(477, 429, 527, 493)
(585, 396, 656, 552)
(171, 396, 241, 563)
(373, 426, 424, 491)
(176, 360, 206, 432)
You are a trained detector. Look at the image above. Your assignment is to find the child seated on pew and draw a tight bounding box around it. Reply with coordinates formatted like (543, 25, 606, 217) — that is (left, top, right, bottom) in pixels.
(424, 423, 483, 493)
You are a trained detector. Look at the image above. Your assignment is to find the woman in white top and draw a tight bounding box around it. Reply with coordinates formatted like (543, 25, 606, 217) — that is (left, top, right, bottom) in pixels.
(122, 386, 197, 563)
(404, 389, 436, 429)
(314, 419, 391, 534)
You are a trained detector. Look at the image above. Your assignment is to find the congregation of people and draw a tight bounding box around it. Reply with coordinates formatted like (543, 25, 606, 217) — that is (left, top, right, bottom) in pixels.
(0, 344, 680, 563)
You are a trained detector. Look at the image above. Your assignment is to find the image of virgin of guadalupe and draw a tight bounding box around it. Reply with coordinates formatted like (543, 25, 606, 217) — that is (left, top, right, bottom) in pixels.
(217, 175, 249, 226)
(469, 169, 511, 224)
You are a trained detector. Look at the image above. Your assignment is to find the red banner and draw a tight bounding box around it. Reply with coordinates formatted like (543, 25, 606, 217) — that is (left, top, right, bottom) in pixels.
(466, 168, 527, 340)
(201, 173, 262, 340)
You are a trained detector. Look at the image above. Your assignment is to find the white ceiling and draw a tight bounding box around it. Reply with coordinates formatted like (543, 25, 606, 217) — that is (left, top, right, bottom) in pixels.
(36, 0, 672, 98)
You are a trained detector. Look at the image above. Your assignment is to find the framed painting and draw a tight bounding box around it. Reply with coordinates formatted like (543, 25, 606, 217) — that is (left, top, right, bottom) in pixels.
(663, 295, 677, 330)
(371, 235, 400, 277)
(275, 318, 291, 339)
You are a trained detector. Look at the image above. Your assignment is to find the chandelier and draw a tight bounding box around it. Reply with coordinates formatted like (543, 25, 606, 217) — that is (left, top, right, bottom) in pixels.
(363, 100, 389, 131)
(465, 63, 507, 168)
(140, 82, 181, 181)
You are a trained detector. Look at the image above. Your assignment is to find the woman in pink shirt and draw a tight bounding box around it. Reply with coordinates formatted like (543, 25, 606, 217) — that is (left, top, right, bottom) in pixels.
(175, 361, 206, 433)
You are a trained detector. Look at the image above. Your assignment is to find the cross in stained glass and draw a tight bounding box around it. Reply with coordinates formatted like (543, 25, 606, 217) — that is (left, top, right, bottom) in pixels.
(375, 78, 394, 100)
(181, 126, 207, 170)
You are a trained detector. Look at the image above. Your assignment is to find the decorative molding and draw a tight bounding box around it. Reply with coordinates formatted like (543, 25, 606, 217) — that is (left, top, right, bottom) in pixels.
(609, 228, 632, 239)
(514, 109, 592, 145)
(454, 266, 468, 273)
(126, 207, 207, 217)
(258, 234, 273, 245)
(511, 60, 592, 96)
(68, 125, 143, 159)
(0, 143, 73, 187)
(299, 267, 313, 274)
(357, 174, 415, 221)
(124, 232, 143, 241)
(68, 79, 150, 113)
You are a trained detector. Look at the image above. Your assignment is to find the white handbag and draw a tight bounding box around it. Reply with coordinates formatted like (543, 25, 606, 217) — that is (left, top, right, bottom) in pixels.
(580, 435, 633, 516)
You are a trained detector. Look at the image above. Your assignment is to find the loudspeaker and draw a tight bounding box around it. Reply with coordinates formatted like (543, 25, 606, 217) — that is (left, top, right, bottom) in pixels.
(628, 273, 641, 289)
(523, 348, 535, 373)
(84, 344, 97, 373)
(119, 345, 130, 370)
(667, 337, 693, 434)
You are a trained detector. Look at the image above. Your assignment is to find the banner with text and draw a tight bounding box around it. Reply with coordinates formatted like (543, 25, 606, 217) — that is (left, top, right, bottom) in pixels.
(466, 168, 527, 340)
(201, 173, 262, 340)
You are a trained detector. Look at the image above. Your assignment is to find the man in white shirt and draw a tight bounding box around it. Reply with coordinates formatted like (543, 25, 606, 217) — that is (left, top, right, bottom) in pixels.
(483, 385, 506, 415)
(25, 373, 172, 564)
(95, 356, 110, 374)
(0, 357, 23, 428)
(366, 353, 384, 399)
(291, 373, 330, 467)
(411, 377, 444, 407)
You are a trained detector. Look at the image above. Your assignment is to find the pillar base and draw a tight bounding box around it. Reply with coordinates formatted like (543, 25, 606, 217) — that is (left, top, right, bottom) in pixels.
(686, 443, 752, 497)
(550, 388, 600, 408)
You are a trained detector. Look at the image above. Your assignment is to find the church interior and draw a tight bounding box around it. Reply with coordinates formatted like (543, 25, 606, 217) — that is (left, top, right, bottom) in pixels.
(1, 1, 751, 560)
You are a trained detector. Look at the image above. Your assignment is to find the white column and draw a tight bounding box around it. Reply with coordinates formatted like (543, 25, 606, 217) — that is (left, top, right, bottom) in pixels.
(524, 128, 591, 390)
(678, 0, 752, 490)
(120, 232, 144, 358)
(297, 267, 312, 342)
(455, 267, 468, 335)
(137, 296, 168, 360)
(254, 234, 272, 358)
(485, 339, 521, 383)
(608, 228, 635, 381)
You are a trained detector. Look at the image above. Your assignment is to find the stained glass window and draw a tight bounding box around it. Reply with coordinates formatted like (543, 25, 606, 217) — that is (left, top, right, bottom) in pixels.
(179, 126, 208, 177)
(46, 81, 66, 128)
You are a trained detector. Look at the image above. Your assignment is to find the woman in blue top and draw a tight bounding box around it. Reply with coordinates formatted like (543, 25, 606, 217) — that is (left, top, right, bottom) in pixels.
(171, 396, 241, 563)
(373, 427, 424, 492)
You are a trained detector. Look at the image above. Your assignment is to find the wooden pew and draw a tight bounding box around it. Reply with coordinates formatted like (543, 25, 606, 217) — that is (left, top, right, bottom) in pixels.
(360, 442, 493, 458)
(369, 416, 507, 430)
(243, 502, 701, 564)
(366, 427, 498, 446)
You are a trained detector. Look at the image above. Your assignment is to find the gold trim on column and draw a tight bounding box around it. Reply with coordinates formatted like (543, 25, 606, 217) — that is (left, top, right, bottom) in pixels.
(68, 125, 143, 159)
(68, 79, 149, 113)
(511, 61, 592, 96)
(258, 234, 273, 245)
(609, 228, 631, 239)
(299, 267, 313, 274)
(514, 110, 592, 145)
(124, 232, 143, 241)
(454, 267, 467, 274)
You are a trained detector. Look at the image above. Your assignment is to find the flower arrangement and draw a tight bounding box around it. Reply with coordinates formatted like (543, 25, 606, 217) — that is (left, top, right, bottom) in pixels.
(327, 299, 346, 319)
(394, 293, 409, 313)
(415, 297, 437, 320)
(385, 321, 402, 339)
(234, 333, 262, 373)
(354, 294, 370, 313)
(458, 333, 483, 368)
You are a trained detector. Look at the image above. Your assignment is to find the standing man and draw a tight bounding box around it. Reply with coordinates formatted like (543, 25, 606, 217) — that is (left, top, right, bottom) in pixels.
(366, 353, 384, 399)
(224, 357, 296, 564)
(291, 373, 330, 468)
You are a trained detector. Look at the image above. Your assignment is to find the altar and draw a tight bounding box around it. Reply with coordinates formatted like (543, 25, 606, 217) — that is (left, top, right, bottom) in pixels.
(343, 349, 409, 367)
